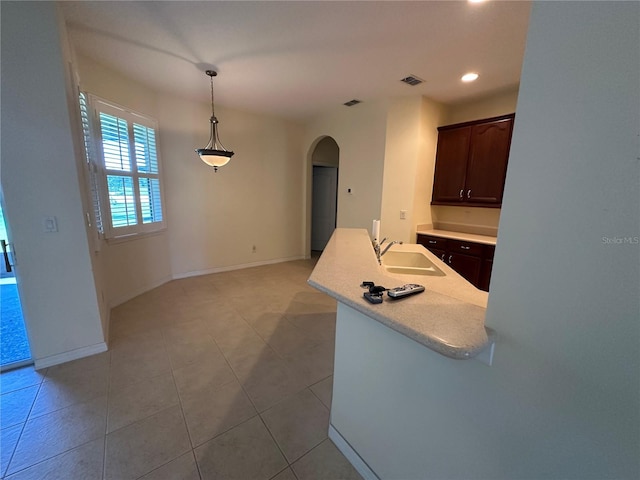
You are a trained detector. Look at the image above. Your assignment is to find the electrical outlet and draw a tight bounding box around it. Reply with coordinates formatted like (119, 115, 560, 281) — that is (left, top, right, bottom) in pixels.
(400, 210, 407, 220)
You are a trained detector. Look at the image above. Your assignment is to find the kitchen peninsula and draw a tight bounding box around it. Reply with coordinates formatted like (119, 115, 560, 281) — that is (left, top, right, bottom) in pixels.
(307, 228, 497, 479)
(308, 228, 494, 359)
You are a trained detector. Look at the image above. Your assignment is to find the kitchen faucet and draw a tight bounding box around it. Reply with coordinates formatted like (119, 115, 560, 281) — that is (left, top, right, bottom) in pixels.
(373, 237, 402, 264)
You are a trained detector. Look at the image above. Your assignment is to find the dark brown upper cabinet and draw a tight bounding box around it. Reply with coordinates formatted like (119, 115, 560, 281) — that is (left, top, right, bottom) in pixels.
(431, 113, 515, 208)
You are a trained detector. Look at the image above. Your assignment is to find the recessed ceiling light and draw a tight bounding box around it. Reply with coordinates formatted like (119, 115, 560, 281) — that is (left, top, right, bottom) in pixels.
(461, 72, 479, 82)
(468, 0, 486, 3)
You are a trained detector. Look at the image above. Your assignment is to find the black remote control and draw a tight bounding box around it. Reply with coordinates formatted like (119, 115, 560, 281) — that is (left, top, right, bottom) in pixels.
(364, 292, 384, 304)
(387, 284, 425, 299)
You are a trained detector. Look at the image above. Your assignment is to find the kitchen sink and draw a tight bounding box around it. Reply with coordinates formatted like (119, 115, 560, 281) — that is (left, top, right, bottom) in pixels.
(381, 250, 446, 276)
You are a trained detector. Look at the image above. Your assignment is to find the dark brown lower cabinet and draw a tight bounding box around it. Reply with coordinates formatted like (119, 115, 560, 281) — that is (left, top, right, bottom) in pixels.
(478, 245, 495, 291)
(448, 253, 482, 286)
(430, 248, 446, 262)
(417, 234, 495, 292)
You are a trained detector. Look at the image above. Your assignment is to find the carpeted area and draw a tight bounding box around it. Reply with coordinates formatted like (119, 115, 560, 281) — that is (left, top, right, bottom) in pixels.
(1, 280, 30, 366)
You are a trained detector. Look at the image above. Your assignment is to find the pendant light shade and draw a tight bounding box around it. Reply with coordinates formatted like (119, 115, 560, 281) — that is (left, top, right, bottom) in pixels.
(196, 70, 234, 171)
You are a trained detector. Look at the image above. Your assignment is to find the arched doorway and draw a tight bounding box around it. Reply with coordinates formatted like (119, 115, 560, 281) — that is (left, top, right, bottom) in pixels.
(310, 137, 339, 253)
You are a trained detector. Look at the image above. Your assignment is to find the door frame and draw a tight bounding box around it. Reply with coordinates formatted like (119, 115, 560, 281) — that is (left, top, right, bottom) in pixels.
(0, 188, 34, 371)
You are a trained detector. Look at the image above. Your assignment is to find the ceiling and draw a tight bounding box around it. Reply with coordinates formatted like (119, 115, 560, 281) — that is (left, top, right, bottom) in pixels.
(60, 1, 531, 121)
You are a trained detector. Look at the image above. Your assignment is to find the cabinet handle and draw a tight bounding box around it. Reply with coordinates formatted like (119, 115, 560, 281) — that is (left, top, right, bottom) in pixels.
(428, 240, 436, 244)
(467, 189, 472, 199)
(441, 253, 445, 261)
(459, 189, 464, 199)
(448, 255, 453, 264)
(461, 245, 470, 250)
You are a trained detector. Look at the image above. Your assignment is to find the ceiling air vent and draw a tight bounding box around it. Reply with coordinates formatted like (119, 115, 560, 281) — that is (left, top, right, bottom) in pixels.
(343, 99, 361, 107)
(400, 75, 424, 86)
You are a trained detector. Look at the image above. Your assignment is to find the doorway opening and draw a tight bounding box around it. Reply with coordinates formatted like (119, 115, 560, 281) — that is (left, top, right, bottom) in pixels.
(310, 137, 339, 254)
(0, 201, 32, 371)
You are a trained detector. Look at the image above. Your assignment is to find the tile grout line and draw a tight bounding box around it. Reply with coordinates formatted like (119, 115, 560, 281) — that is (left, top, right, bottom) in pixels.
(205, 308, 265, 416)
(2, 371, 47, 478)
(234, 290, 337, 473)
(256, 412, 292, 469)
(162, 321, 204, 479)
(307, 377, 333, 411)
(3, 262, 332, 479)
(102, 347, 114, 480)
(3, 436, 104, 480)
(171, 314, 268, 453)
(205, 304, 297, 468)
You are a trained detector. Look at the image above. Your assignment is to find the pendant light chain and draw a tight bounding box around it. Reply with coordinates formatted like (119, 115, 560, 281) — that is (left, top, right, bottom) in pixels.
(210, 74, 216, 119)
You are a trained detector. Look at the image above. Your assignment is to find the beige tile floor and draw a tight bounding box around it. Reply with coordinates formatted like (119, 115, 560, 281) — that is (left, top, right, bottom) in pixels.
(0, 259, 363, 480)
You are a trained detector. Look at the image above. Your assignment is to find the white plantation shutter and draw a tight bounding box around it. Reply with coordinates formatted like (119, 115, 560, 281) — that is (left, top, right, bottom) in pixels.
(106, 175, 137, 227)
(132, 123, 163, 224)
(99, 113, 131, 171)
(82, 94, 166, 239)
(133, 123, 158, 173)
(78, 92, 103, 236)
(138, 178, 163, 223)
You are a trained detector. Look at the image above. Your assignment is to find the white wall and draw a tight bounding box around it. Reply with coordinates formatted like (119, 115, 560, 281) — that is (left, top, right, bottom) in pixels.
(1, 2, 105, 366)
(160, 95, 306, 276)
(332, 2, 639, 479)
(380, 96, 444, 243)
(304, 101, 389, 252)
(486, 2, 639, 475)
(75, 55, 172, 307)
(412, 97, 445, 238)
(443, 86, 519, 125)
(77, 54, 306, 288)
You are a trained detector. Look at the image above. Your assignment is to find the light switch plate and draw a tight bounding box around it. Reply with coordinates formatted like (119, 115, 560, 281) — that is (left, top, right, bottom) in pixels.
(43, 216, 58, 233)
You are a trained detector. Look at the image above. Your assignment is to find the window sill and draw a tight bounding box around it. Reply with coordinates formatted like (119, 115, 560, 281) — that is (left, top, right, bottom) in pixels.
(104, 228, 167, 246)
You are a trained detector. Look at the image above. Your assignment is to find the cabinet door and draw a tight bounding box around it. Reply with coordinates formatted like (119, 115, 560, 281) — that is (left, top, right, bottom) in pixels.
(478, 258, 493, 292)
(448, 239, 484, 257)
(447, 253, 482, 286)
(478, 244, 496, 292)
(465, 116, 514, 205)
(429, 248, 446, 262)
(431, 127, 471, 204)
(417, 234, 448, 251)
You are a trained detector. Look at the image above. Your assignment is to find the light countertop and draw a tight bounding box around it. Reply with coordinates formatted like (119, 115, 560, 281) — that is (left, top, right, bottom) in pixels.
(416, 228, 497, 246)
(307, 228, 493, 360)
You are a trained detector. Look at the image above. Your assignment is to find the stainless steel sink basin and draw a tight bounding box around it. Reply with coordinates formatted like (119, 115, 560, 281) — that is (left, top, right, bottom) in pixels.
(382, 250, 445, 276)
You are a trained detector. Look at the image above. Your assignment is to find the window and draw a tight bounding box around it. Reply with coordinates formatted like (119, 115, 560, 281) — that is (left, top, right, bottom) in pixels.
(79, 94, 165, 239)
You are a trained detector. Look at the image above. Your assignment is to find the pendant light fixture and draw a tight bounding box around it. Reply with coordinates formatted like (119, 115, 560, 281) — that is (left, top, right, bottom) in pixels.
(196, 70, 234, 171)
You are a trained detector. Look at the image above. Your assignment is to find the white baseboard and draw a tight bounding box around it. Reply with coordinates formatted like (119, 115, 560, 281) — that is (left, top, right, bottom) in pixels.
(107, 256, 306, 308)
(34, 342, 108, 370)
(172, 255, 306, 280)
(328, 424, 379, 480)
